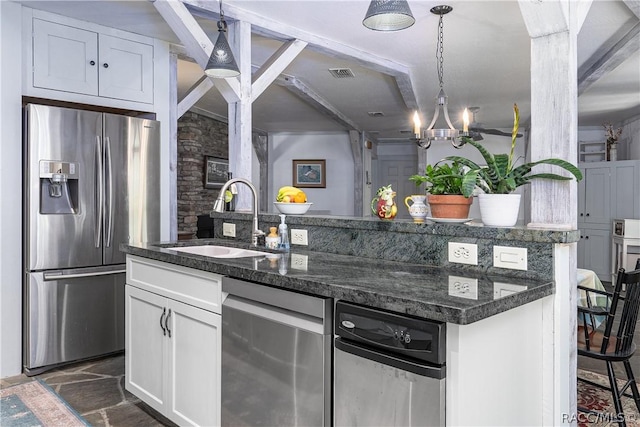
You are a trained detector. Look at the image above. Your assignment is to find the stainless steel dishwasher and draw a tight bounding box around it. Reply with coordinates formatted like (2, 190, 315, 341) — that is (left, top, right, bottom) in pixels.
(334, 301, 446, 427)
(221, 277, 333, 426)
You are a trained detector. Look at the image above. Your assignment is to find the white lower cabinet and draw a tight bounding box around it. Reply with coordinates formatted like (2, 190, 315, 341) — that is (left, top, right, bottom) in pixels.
(125, 256, 222, 427)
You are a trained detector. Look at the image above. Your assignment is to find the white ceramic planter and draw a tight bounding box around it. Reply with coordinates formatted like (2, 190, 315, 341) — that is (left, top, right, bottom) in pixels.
(478, 193, 521, 227)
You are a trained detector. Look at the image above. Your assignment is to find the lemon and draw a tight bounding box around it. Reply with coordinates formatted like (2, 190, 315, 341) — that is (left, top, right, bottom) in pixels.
(224, 190, 233, 203)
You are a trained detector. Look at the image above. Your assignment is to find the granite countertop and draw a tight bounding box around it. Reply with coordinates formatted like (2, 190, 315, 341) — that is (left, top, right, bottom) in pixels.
(121, 239, 554, 325)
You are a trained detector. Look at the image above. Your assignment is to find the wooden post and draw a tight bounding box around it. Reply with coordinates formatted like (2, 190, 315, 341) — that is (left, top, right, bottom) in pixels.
(518, 1, 592, 424)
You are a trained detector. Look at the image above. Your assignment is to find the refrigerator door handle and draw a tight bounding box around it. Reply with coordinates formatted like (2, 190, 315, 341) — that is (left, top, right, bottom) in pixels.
(105, 136, 114, 248)
(43, 269, 126, 281)
(95, 136, 103, 248)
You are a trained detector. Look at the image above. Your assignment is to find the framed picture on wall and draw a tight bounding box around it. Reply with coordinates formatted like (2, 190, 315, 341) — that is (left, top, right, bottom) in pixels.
(292, 159, 326, 188)
(204, 156, 229, 189)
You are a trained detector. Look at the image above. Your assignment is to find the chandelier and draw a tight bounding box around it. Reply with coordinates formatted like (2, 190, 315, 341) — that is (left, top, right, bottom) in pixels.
(412, 5, 469, 149)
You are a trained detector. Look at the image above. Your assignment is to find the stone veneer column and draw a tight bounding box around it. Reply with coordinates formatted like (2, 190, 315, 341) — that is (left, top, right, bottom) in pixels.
(176, 112, 228, 235)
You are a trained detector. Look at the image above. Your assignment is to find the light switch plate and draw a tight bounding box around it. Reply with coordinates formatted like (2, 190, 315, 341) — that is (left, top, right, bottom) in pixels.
(222, 222, 236, 238)
(493, 245, 527, 270)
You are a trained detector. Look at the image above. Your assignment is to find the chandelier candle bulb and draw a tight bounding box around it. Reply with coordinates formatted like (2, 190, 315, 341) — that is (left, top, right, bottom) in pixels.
(413, 111, 421, 138)
(463, 108, 469, 133)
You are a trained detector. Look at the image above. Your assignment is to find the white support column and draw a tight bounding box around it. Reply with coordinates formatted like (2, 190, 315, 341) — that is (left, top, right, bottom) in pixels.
(227, 20, 254, 211)
(518, 1, 592, 424)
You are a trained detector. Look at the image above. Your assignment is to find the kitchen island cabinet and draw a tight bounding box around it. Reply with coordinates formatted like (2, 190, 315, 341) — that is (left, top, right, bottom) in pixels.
(122, 232, 561, 426)
(125, 256, 222, 427)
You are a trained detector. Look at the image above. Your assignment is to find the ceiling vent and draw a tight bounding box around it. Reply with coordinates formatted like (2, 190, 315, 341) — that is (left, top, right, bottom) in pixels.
(329, 68, 355, 78)
(367, 112, 385, 117)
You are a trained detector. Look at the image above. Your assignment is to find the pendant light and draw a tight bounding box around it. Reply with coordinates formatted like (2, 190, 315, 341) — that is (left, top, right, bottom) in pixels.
(363, 0, 415, 31)
(204, 0, 240, 78)
(412, 5, 468, 149)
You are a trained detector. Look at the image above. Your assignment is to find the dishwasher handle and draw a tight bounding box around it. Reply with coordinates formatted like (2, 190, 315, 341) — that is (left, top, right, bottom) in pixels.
(335, 337, 446, 379)
(224, 294, 327, 335)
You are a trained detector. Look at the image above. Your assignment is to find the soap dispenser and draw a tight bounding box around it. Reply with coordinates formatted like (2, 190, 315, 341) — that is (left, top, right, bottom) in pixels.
(278, 214, 290, 251)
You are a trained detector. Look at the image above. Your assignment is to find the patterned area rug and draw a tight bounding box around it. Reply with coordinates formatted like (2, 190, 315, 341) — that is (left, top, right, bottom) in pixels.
(1, 380, 88, 427)
(578, 369, 640, 426)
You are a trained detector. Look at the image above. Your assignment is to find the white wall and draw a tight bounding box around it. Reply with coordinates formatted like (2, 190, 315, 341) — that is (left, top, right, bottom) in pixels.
(269, 132, 354, 216)
(0, 0, 24, 378)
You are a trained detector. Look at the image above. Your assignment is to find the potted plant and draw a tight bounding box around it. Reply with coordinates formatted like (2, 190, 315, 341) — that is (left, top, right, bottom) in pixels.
(444, 103, 583, 227)
(409, 160, 474, 219)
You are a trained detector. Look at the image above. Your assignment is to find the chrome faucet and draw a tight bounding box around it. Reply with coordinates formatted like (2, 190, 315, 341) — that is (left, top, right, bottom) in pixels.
(212, 177, 265, 247)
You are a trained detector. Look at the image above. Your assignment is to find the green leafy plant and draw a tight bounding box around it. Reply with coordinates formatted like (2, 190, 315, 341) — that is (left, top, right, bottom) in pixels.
(444, 103, 583, 197)
(409, 161, 470, 195)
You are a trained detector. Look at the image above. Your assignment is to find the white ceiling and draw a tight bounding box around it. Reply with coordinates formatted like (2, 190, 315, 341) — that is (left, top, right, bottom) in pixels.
(15, 0, 640, 142)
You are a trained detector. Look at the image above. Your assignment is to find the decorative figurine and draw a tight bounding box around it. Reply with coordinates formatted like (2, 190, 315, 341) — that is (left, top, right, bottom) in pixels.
(371, 184, 398, 220)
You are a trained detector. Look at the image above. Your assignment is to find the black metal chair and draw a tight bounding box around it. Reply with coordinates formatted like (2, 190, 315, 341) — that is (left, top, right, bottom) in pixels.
(578, 265, 640, 426)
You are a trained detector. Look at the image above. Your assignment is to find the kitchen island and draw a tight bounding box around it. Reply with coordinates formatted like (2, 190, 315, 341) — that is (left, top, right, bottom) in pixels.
(123, 213, 572, 426)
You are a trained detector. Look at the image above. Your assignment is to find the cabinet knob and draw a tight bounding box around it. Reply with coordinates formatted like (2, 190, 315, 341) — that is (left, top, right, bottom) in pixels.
(89, 60, 96, 66)
(580, 213, 583, 217)
(586, 213, 590, 217)
(103, 63, 109, 68)
(586, 236, 590, 239)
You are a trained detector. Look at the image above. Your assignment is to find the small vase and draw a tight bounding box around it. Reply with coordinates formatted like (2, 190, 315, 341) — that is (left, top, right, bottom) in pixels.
(610, 145, 617, 161)
(404, 195, 428, 223)
(478, 193, 521, 227)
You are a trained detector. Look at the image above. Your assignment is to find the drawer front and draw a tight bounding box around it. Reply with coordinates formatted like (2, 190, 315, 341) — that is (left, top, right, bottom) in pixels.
(127, 255, 222, 314)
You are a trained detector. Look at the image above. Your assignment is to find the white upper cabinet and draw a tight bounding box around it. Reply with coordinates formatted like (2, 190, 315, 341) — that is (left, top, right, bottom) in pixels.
(33, 19, 99, 95)
(27, 11, 154, 105)
(98, 34, 153, 103)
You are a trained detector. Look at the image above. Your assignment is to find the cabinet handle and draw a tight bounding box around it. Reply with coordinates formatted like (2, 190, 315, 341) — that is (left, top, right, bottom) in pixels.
(103, 63, 109, 68)
(89, 60, 96, 66)
(165, 309, 172, 338)
(160, 307, 166, 336)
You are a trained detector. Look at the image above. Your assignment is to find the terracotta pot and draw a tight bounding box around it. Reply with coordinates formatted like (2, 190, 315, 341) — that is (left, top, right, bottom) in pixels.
(428, 194, 473, 219)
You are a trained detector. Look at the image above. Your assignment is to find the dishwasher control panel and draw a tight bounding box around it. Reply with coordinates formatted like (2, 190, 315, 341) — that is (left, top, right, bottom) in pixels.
(335, 301, 445, 366)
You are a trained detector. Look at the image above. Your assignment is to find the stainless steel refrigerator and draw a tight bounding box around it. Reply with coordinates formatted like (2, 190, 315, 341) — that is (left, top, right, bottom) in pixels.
(23, 103, 160, 375)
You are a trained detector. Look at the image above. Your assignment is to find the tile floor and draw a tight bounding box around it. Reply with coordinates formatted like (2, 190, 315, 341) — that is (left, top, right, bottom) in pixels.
(0, 353, 175, 427)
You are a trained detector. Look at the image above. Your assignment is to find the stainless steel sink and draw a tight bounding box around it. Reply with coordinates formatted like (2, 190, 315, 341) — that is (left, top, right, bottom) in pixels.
(170, 245, 269, 258)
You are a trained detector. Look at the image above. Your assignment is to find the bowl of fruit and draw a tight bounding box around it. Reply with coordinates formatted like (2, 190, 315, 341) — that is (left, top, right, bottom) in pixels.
(274, 186, 312, 215)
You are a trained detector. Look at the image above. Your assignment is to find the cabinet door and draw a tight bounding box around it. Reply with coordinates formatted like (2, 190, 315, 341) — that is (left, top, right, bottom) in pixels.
(166, 299, 221, 427)
(613, 162, 639, 220)
(33, 19, 98, 95)
(580, 167, 611, 224)
(98, 34, 154, 103)
(125, 285, 167, 415)
(577, 229, 611, 281)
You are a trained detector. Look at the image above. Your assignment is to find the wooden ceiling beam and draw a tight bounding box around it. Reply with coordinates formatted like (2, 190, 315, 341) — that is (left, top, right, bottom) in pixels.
(279, 76, 361, 132)
(153, 0, 240, 103)
(578, 21, 640, 96)
(177, 75, 214, 118)
(252, 39, 307, 101)
(183, 0, 417, 111)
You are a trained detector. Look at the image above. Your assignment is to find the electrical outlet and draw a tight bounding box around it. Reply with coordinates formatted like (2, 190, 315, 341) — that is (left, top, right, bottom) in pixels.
(448, 275, 478, 300)
(448, 242, 478, 265)
(222, 222, 236, 238)
(291, 254, 308, 271)
(493, 246, 527, 270)
(291, 229, 308, 245)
